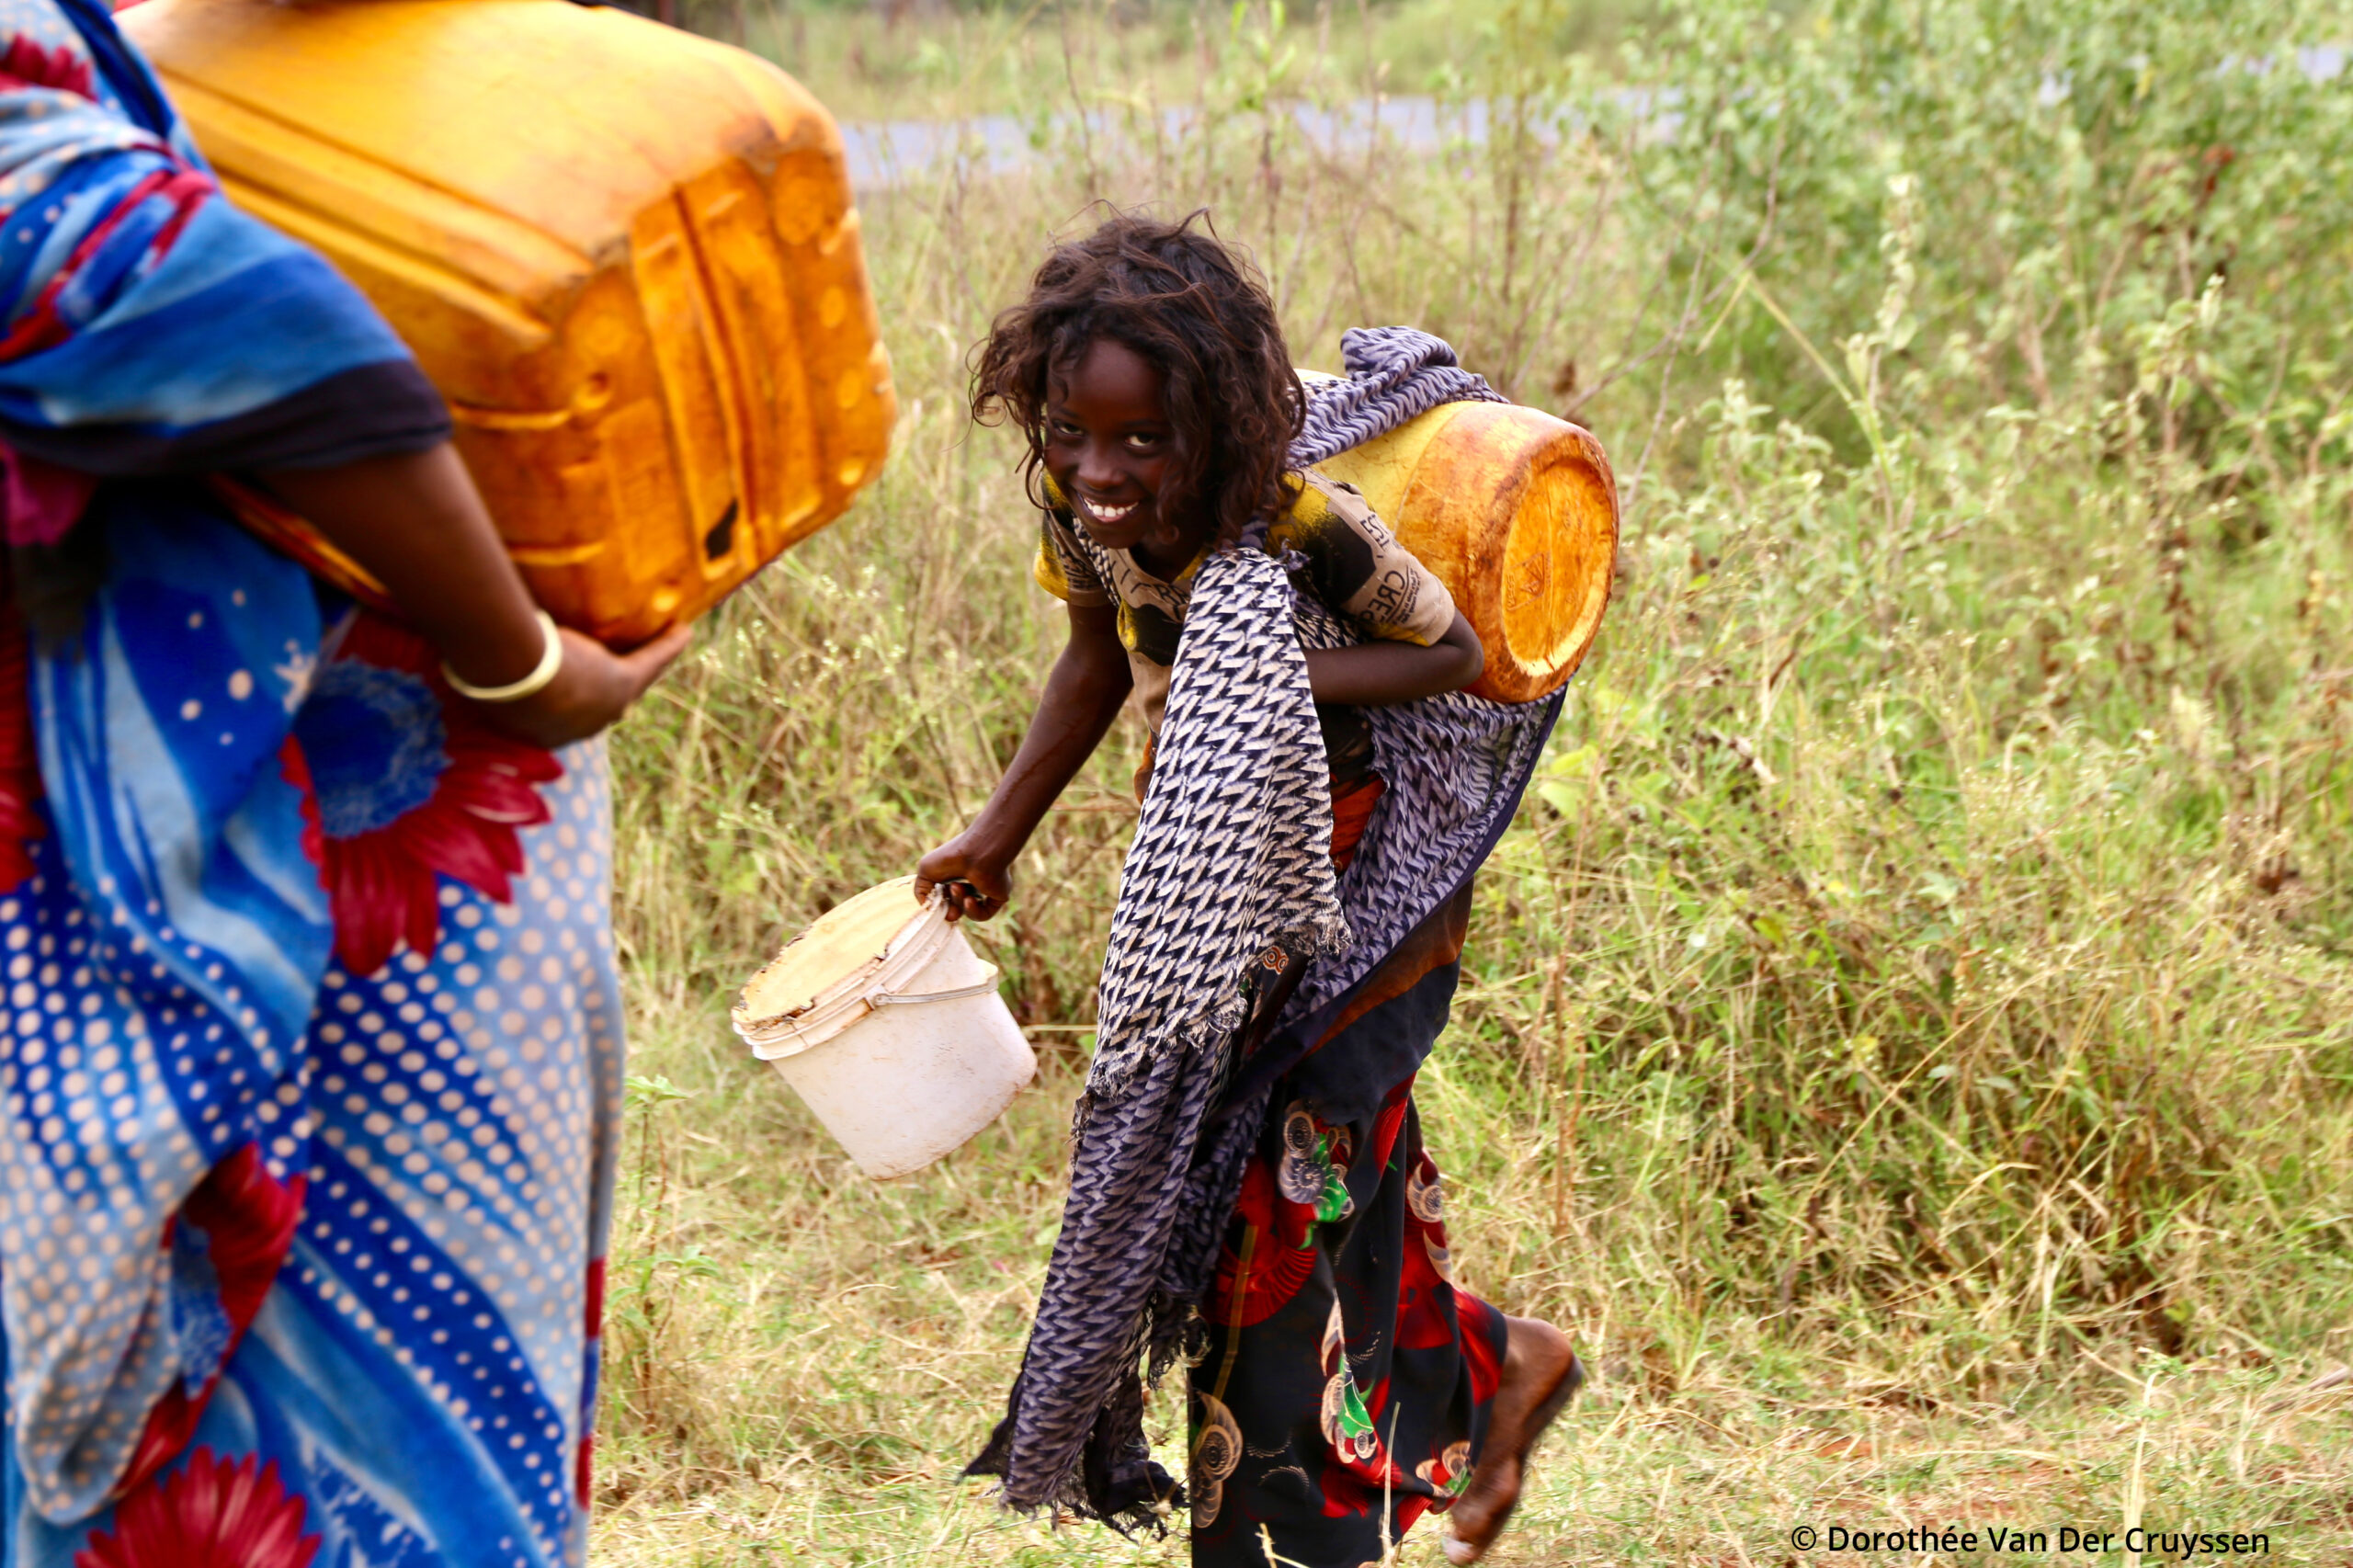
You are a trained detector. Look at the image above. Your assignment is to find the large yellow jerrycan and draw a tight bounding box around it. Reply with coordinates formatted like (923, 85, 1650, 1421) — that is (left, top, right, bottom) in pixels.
(121, 0, 894, 648)
(1306, 397, 1618, 705)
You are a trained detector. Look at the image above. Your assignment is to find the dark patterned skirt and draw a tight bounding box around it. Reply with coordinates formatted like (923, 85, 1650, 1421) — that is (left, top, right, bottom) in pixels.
(1187, 778, 1505, 1567)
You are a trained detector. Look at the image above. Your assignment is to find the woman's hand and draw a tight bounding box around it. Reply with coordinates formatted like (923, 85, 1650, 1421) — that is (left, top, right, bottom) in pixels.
(260, 447, 690, 744)
(915, 833, 1016, 923)
(471, 625, 693, 749)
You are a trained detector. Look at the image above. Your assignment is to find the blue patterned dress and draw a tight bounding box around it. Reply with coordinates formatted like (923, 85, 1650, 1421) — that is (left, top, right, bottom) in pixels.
(0, 5, 627, 1564)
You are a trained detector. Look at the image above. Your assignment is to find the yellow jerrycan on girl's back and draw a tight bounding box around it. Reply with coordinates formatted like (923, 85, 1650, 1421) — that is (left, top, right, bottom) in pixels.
(1298, 379, 1619, 706)
(120, 0, 894, 648)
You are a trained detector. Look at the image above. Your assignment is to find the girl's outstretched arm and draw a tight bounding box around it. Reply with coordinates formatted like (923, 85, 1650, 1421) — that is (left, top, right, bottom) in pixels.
(1304, 609, 1484, 708)
(916, 601, 1131, 921)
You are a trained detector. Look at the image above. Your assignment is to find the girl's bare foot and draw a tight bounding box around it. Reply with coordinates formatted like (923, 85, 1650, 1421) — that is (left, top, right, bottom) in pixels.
(1442, 1314, 1580, 1565)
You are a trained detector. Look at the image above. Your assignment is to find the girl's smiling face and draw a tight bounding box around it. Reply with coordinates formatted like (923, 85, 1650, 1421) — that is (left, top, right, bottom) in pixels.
(1044, 337, 1195, 571)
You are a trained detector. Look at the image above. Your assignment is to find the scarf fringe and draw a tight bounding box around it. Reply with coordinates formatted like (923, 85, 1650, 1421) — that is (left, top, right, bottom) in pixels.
(963, 1380, 1182, 1537)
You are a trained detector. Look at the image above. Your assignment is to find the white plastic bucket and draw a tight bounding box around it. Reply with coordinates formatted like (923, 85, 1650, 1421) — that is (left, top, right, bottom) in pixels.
(732, 876, 1037, 1178)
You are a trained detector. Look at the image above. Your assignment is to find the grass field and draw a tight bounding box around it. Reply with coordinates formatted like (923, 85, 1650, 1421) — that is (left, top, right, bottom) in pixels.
(591, 1, 2353, 1562)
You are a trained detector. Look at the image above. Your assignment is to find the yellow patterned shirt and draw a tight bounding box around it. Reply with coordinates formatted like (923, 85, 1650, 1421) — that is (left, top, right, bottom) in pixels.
(1033, 471, 1456, 778)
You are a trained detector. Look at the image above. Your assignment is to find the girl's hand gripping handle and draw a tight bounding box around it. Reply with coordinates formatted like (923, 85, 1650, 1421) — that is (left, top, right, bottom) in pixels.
(915, 835, 1015, 924)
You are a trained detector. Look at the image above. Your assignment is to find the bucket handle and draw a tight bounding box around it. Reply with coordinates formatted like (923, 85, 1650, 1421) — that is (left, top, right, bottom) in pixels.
(867, 965, 1002, 1008)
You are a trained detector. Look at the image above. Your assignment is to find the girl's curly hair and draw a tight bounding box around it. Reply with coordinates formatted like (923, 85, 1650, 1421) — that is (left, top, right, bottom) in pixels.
(971, 210, 1303, 552)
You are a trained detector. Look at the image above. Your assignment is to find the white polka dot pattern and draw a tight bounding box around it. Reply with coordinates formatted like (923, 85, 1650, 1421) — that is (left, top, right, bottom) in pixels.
(2, 738, 623, 1568)
(250, 742, 625, 1568)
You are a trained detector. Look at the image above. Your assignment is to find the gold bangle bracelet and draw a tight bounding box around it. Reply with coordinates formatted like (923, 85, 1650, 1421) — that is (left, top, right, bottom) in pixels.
(443, 610, 563, 703)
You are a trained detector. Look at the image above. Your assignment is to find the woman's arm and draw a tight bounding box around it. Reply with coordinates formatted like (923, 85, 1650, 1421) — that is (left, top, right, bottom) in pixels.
(1303, 609, 1483, 707)
(260, 446, 689, 748)
(915, 600, 1131, 922)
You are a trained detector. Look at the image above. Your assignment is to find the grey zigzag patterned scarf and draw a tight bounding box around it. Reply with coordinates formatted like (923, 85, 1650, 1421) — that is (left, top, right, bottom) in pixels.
(967, 327, 1554, 1526)
(1078, 546, 1352, 1104)
(1294, 324, 1507, 463)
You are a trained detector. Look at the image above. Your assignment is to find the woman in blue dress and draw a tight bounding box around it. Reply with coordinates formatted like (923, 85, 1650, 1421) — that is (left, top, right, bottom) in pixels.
(0, 3, 683, 1562)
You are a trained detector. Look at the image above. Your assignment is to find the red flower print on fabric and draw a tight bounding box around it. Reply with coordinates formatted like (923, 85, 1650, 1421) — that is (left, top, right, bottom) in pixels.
(112, 1145, 307, 1502)
(1204, 1161, 1317, 1328)
(0, 34, 96, 99)
(577, 1256, 607, 1505)
(75, 1448, 318, 1568)
(277, 735, 324, 870)
(290, 613, 561, 975)
(0, 619, 46, 892)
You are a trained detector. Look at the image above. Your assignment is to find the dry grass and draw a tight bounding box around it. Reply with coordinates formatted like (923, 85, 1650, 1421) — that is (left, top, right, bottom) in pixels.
(592, 0, 2353, 1561)
(588, 1024, 2353, 1565)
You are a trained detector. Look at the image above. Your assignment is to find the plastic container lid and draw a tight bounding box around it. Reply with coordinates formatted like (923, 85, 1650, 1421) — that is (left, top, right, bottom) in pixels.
(733, 876, 942, 1054)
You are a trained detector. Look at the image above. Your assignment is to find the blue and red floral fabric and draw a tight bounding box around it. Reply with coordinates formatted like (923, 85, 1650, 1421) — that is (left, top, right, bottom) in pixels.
(0, 3, 625, 1564)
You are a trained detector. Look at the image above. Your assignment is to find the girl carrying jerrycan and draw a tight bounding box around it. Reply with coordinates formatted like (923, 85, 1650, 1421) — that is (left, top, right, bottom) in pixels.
(918, 211, 1590, 1568)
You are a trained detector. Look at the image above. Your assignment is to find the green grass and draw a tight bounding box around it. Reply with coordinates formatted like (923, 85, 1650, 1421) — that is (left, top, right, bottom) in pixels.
(592, 0, 2353, 1561)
